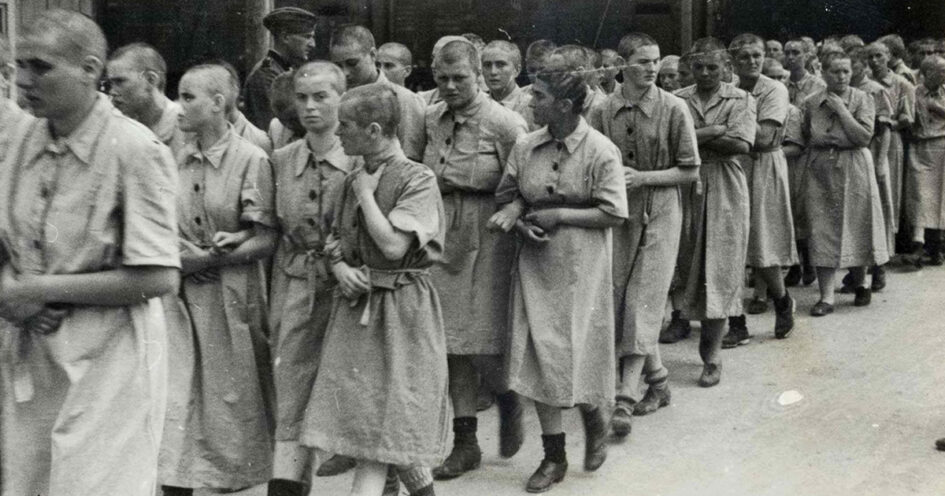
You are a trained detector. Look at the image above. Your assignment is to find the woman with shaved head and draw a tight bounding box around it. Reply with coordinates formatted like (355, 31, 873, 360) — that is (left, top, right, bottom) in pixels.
(0, 9, 180, 495)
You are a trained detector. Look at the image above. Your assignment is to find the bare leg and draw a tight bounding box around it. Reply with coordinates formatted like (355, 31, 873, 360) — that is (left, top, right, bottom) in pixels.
(534, 402, 563, 435)
(350, 460, 389, 496)
(816, 267, 837, 304)
(272, 441, 311, 480)
(752, 271, 768, 300)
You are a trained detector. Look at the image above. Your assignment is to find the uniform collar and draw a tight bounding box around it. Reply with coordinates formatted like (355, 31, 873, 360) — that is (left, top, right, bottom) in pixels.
(32, 93, 114, 166)
(294, 136, 352, 177)
(535, 116, 590, 154)
(183, 125, 235, 169)
(433, 90, 487, 124)
(610, 83, 659, 118)
(268, 49, 292, 71)
(742, 74, 774, 97)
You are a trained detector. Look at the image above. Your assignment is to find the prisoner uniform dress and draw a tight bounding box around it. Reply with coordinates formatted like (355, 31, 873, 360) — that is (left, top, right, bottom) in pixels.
(268, 118, 303, 151)
(802, 89, 890, 268)
(787, 71, 827, 107)
(233, 110, 274, 155)
(741, 74, 798, 268)
(497, 118, 628, 408)
(496, 83, 536, 130)
(906, 84, 945, 231)
(301, 153, 450, 467)
(269, 137, 356, 441)
(159, 127, 276, 490)
(377, 71, 427, 161)
(0, 94, 178, 496)
(676, 83, 756, 320)
(855, 77, 896, 253)
(784, 105, 809, 239)
(424, 90, 526, 356)
(588, 84, 700, 364)
(874, 71, 916, 235)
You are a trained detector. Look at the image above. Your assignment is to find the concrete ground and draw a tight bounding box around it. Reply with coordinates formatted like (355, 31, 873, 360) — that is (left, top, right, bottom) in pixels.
(210, 261, 945, 496)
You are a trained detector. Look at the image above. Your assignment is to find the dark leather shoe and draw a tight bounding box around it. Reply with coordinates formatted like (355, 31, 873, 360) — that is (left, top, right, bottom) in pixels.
(659, 311, 691, 343)
(633, 385, 671, 416)
(267, 479, 310, 496)
(810, 301, 834, 317)
(698, 363, 721, 388)
(871, 265, 886, 291)
(936, 437, 945, 452)
(746, 297, 769, 314)
(839, 270, 859, 293)
(853, 286, 871, 307)
(526, 459, 567, 493)
(610, 398, 634, 437)
(721, 322, 751, 349)
(497, 391, 524, 458)
(432, 442, 481, 480)
(316, 455, 356, 477)
(580, 406, 608, 471)
(783, 265, 801, 287)
(774, 292, 796, 339)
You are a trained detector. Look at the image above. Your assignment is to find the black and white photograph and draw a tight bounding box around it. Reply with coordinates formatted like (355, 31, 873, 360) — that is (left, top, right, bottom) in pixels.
(0, 1, 944, 495)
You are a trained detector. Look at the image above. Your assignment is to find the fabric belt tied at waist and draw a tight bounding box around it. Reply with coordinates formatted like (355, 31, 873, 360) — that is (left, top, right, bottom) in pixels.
(353, 267, 430, 326)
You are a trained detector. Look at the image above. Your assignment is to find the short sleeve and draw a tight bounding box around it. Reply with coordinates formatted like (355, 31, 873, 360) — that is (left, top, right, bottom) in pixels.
(399, 91, 428, 161)
(496, 111, 529, 166)
(872, 86, 894, 125)
(240, 150, 277, 228)
(590, 140, 629, 219)
(899, 79, 917, 124)
(725, 94, 758, 147)
(668, 98, 701, 167)
(388, 167, 444, 248)
(758, 81, 790, 125)
(852, 90, 876, 136)
(495, 138, 525, 204)
(783, 106, 805, 147)
(121, 139, 181, 268)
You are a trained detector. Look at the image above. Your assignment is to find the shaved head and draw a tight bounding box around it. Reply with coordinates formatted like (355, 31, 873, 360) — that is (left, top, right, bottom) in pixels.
(19, 9, 106, 71)
(109, 43, 168, 90)
(340, 82, 400, 137)
(182, 64, 231, 102)
(434, 39, 481, 74)
(378, 42, 412, 66)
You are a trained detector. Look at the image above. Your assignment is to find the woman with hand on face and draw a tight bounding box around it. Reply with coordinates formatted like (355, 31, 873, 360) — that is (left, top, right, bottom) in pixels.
(674, 37, 755, 387)
(301, 83, 449, 496)
(489, 60, 627, 494)
(802, 51, 889, 316)
(159, 63, 277, 496)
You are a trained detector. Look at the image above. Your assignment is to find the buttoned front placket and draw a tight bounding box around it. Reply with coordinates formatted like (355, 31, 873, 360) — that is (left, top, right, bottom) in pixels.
(186, 154, 214, 248)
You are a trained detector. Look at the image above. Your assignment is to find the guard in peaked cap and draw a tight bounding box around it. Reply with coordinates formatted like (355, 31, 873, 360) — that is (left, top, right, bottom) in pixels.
(243, 7, 317, 128)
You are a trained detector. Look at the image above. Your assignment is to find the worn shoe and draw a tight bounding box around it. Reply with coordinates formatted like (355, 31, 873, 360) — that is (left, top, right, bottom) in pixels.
(931, 251, 945, 266)
(801, 265, 817, 286)
(497, 391, 524, 458)
(784, 265, 801, 287)
(698, 363, 722, 388)
(659, 312, 692, 344)
(722, 317, 751, 349)
(526, 459, 568, 493)
(476, 390, 495, 412)
(774, 292, 796, 339)
(908, 242, 925, 269)
(936, 437, 945, 452)
(871, 265, 887, 292)
(853, 286, 872, 307)
(633, 385, 671, 416)
(316, 454, 356, 477)
(746, 297, 769, 314)
(610, 397, 634, 438)
(267, 479, 309, 496)
(580, 406, 608, 471)
(810, 301, 834, 317)
(432, 442, 482, 480)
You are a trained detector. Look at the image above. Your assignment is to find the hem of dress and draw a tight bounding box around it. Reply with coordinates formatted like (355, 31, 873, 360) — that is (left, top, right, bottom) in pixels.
(746, 255, 800, 267)
(301, 432, 448, 467)
(159, 469, 271, 491)
(510, 386, 614, 409)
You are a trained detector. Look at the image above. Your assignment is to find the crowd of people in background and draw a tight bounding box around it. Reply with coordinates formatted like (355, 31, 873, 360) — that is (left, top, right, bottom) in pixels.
(2, 6, 945, 496)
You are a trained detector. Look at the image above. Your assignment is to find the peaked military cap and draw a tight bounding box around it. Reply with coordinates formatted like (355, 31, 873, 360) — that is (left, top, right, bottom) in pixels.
(263, 7, 317, 34)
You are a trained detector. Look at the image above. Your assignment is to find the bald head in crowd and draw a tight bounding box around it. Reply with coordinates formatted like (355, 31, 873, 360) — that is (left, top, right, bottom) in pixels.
(107, 43, 170, 122)
(16, 9, 107, 129)
(330, 24, 383, 88)
(377, 42, 413, 86)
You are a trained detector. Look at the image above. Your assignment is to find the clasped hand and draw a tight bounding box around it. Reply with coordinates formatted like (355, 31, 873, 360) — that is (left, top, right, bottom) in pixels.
(0, 265, 68, 335)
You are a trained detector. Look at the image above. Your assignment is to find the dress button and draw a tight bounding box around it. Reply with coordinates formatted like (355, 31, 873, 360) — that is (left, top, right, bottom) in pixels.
(194, 184, 200, 192)
(626, 127, 634, 136)
(307, 218, 316, 227)
(546, 185, 554, 194)
(445, 138, 452, 145)
(194, 217, 201, 225)
(440, 157, 445, 164)
(627, 151, 635, 160)
(40, 187, 49, 199)
(552, 163, 559, 171)
(33, 240, 42, 249)
(556, 142, 563, 151)
(309, 190, 317, 200)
